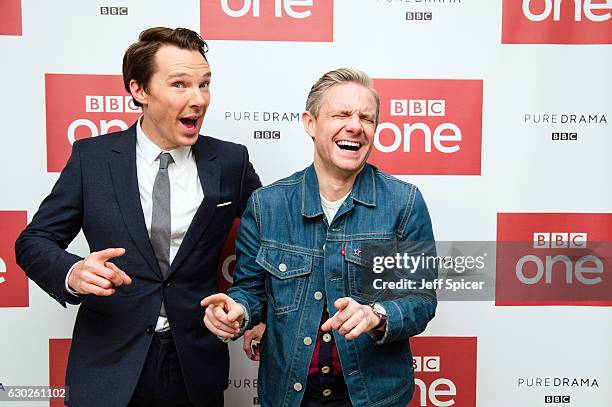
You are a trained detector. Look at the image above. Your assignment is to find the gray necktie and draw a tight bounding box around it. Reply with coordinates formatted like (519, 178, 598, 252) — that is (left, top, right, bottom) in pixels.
(151, 152, 173, 317)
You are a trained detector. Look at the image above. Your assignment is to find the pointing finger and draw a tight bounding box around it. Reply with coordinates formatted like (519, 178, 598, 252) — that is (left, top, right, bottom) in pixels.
(201, 293, 231, 308)
(91, 248, 126, 262)
(105, 262, 132, 285)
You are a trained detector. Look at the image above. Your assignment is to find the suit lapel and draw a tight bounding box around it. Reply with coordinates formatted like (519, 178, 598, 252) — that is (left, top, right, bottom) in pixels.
(108, 125, 163, 279)
(166, 136, 221, 277)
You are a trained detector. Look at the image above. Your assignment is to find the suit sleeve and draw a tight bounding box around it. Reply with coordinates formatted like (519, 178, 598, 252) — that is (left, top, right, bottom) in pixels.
(15, 141, 86, 307)
(236, 145, 262, 217)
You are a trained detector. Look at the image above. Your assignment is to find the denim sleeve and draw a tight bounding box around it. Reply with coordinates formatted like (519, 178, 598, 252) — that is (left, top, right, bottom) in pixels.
(376, 187, 437, 344)
(227, 192, 266, 331)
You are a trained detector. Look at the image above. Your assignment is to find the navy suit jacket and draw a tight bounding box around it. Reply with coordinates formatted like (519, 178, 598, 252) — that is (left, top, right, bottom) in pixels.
(15, 124, 261, 406)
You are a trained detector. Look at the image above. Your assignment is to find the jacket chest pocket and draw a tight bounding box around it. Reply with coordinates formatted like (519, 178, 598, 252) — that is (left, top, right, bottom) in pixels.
(256, 246, 313, 315)
(345, 238, 398, 303)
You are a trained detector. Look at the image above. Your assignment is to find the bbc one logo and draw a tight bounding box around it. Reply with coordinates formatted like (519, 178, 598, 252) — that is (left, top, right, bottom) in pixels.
(45, 74, 141, 172)
(409, 337, 477, 407)
(502, 0, 612, 44)
(200, 0, 333, 41)
(0, 211, 29, 308)
(496, 213, 612, 306)
(0, 0, 22, 36)
(217, 219, 240, 293)
(49, 339, 71, 407)
(369, 79, 483, 175)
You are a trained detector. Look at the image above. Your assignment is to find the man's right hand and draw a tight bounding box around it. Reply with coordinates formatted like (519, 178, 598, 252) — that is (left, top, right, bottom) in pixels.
(68, 248, 131, 296)
(201, 293, 245, 339)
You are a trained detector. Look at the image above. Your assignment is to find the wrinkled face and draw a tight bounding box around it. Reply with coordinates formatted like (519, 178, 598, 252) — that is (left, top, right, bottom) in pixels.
(130, 45, 211, 150)
(302, 82, 377, 179)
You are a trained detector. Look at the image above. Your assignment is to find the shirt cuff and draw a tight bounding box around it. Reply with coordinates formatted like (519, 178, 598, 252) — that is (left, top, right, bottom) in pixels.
(64, 262, 81, 297)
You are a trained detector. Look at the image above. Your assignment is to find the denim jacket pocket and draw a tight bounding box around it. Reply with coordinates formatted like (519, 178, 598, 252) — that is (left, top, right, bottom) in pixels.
(256, 245, 313, 315)
(345, 238, 398, 303)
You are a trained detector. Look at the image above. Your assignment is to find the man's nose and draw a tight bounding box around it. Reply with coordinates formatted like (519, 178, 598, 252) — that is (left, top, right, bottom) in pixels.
(345, 113, 362, 132)
(189, 87, 208, 108)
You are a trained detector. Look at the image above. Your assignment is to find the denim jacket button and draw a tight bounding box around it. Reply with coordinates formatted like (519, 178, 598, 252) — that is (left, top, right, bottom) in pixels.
(314, 291, 323, 301)
(303, 336, 313, 346)
(293, 382, 303, 392)
(278, 263, 287, 272)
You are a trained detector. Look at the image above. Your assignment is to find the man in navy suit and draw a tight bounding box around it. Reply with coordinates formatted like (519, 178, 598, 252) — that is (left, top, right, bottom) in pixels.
(15, 27, 261, 406)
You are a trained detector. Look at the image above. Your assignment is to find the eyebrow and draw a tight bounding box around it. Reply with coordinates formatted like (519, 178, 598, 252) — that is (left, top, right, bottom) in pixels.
(336, 108, 375, 119)
(167, 71, 211, 80)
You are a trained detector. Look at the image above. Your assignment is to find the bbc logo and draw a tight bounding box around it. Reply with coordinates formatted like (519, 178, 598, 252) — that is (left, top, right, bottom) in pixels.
(100, 6, 128, 15)
(254, 131, 280, 139)
(545, 395, 570, 403)
(413, 356, 440, 372)
(552, 132, 577, 141)
(406, 12, 433, 21)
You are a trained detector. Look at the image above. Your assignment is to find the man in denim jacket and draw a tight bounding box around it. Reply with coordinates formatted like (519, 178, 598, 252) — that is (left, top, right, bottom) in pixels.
(202, 68, 437, 407)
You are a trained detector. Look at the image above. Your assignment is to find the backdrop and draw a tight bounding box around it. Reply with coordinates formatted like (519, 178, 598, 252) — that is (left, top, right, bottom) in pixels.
(0, 1, 611, 406)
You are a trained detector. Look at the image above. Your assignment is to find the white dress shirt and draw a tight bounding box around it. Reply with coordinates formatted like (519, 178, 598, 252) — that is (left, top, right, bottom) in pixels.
(67, 118, 204, 332)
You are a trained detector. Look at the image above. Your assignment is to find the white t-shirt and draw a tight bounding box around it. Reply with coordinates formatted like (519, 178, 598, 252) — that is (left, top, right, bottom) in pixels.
(320, 191, 351, 223)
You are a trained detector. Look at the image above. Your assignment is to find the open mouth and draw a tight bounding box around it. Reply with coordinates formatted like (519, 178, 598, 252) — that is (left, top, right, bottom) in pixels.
(336, 140, 361, 152)
(180, 117, 198, 129)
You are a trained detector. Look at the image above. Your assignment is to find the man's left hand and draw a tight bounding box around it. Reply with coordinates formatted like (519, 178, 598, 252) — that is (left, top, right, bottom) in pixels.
(321, 297, 380, 340)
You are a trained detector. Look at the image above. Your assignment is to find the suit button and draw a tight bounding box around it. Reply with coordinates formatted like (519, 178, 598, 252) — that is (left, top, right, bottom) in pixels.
(321, 365, 331, 374)
(146, 325, 154, 334)
(164, 282, 170, 287)
(322, 333, 332, 343)
(278, 263, 287, 272)
(293, 383, 303, 392)
(303, 337, 312, 346)
(323, 388, 332, 397)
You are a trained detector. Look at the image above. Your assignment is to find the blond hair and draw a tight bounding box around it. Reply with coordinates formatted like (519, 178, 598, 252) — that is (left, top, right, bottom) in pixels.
(305, 68, 380, 125)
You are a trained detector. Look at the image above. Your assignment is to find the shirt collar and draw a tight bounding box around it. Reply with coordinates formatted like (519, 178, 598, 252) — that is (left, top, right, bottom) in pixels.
(136, 117, 192, 166)
(301, 163, 376, 218)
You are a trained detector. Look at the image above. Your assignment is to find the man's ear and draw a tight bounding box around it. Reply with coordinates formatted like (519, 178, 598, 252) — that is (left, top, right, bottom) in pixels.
(129, 79, 148, 106)
(301, 111, 316, 141)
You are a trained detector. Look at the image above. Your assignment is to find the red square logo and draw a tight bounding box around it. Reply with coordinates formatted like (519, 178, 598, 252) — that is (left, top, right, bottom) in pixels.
(200, 0, 334, 42)
(217, 219, 240, 293)
(0, 211, 28, 307)
(49, 338, 72, 407)
(496, 213, 612, 306)
(502, 0, 612, 44)
(0, 0, 22, 36)
(369, 79, 483, 175)
(409, 337, 477, 407)
(45, 74, 141, 172)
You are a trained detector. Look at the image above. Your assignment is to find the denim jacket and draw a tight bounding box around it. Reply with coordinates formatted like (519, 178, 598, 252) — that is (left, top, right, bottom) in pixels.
(228, 163, 437, 407)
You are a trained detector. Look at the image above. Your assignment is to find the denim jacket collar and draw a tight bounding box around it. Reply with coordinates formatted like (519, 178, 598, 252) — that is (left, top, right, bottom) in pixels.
(301, 163, 377, 219)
